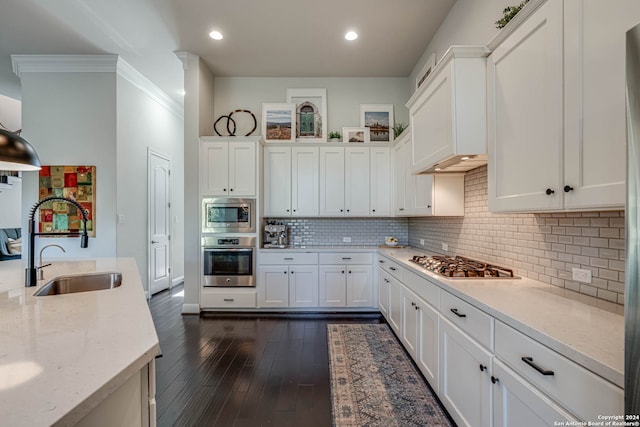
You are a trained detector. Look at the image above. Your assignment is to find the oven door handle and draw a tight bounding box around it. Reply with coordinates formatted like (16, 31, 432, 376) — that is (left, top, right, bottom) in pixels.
(203, 248, 254, 253)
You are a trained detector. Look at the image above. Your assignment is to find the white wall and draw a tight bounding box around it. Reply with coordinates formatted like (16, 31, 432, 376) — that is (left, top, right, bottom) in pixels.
(213, 77, 410, 136)
(409, 0, 512, 95)
(20, 72, 118, 259)
(0, 179, 22, 228)
(0, 93, 21, 131)
(116, 75, 185, 292)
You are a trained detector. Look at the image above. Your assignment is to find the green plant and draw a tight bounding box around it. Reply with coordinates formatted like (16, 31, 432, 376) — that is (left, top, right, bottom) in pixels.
(392, 122, 407, 138)
(328, 131, 342, 139)
(495, 0, 530, 29)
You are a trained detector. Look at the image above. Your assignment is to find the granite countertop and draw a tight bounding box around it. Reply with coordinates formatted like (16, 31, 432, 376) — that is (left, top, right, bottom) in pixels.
(378, 247, 625, 388)
(0, 258, 160, 426)
(259, 245, 380, 252)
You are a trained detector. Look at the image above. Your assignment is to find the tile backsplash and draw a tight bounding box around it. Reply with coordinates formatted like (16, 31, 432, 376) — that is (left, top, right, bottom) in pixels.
(264, 217, 409, 247)
(409, 166, 626, 305)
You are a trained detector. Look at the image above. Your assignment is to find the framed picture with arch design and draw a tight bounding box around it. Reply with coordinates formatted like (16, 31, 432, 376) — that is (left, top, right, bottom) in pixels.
(286, 88, 327, 143)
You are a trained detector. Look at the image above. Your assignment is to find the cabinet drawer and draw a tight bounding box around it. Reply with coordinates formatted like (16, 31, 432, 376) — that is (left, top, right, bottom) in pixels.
(403, 269, 439, 309)
(440, 290, 492, 349)
(377, 256, 403, 281)
(201, 289, 257, 308)
(495, 320, 623, 421)
(319, 252, 373, 265)
(260, 252, 318, 265)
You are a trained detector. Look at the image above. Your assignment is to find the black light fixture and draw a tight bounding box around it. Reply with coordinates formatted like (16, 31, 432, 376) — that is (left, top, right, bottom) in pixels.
(0, 128, 41, 171)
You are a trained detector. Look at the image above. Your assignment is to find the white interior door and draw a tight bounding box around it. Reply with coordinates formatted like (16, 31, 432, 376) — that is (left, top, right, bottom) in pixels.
(149, 149, 171, 296)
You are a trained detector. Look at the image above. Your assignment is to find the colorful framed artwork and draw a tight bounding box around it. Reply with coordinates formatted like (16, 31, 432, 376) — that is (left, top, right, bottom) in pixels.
(342, 127, 370, 143)
(38, 165, 96, 237)
(286, 88, 327, 142)
(262, 103, 296, 143)
(360, 104, 394, 142)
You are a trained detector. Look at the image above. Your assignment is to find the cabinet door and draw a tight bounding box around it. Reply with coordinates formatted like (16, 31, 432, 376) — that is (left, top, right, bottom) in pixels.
(563, 0, 640, 209)
(292, 147, 319, 216)
(378, 269, 390, 317)
(388, 276, 403, 336)
(346, 265, 373, 307)
(402, 288, 420, 357)
(289, 265, 319, 307)
(344, 147, 370, 216)
(200, 141, 229, 196)
(319, 265, 346, 307)
(492, 359, 577, 427)
(228, 141, 256, 196)
(439, 317, 492, 427)
(370, 147, 391, 216)
(264, 147, 292, 216)
(418, 299, 439, 393)
(412, 174, 434, 216)
(258, 266, 289, 307)
(319, 147, 346, 216)
(487, 0, 564, 212)
(393, 141, 407, 215)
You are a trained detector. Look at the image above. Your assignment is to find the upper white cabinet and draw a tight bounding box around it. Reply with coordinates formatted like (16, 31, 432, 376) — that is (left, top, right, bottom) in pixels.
(370, 147, 392, 216)
(407, 46, 490, 174)
(200, 138, 257, 197)
(394, 130, 465, 217)
(264, 146, 319, 216)
(319, 146, 370, 216)
(488, 0, 639, 212)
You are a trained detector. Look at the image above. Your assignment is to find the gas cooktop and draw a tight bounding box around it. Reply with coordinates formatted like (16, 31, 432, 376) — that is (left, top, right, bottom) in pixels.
(409, 255, 519, 279)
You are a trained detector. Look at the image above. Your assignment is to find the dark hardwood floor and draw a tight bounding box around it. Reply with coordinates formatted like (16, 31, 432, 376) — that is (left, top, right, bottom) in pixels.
(149, 285, 383, 427)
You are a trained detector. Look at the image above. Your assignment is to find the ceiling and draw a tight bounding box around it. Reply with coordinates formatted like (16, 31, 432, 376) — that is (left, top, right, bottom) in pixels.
(0, 0, 456, 105)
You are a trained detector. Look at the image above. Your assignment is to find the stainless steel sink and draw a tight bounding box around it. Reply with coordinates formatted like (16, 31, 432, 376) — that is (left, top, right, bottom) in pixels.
(34, 272, 122, 296)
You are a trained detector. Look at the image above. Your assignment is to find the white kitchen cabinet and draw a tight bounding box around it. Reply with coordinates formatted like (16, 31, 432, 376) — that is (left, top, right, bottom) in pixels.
(264, 146, 319, 217)
(394, 131, 464, 217)
(492, 359, 577, 427)
(258, 265, 290, 307)
(439, 316, 492, 427)
(378, 268, 391, 317)
(402, 288, 420, 356)
(288, 265, 319, 307)
(318, 264, 373, 307)
(369, 147, 391, 216)
(200, 139, 257, 197)
(417, 297, 439, 393)
(319, 147, 370, 216)
(407, 46, 489, 174)
(488, 0, 635, 212)
(388, 274, 403, 336)
(563, 0, 640, 209)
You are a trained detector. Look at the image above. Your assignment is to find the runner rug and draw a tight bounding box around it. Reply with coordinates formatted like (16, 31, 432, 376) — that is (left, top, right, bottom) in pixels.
(328, 323, 453, 427)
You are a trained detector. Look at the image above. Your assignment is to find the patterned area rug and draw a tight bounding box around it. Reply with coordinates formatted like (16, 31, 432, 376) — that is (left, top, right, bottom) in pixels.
(328, 324, 453, 427)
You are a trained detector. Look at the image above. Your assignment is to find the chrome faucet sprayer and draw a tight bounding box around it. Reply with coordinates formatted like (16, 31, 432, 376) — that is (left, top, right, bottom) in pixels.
(26, 196, 89, 287)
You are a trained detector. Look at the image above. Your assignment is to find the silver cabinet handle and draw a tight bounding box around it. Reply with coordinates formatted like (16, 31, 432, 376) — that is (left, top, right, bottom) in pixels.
(284, 257, 294, 260)
(223, 298, 234, 302)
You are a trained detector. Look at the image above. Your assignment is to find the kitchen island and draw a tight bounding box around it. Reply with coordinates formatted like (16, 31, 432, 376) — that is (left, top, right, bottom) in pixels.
(0, 258, 159, 427)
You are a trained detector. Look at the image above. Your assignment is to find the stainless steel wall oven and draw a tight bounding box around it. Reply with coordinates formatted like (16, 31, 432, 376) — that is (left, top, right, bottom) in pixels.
(202, 236, 256, 287)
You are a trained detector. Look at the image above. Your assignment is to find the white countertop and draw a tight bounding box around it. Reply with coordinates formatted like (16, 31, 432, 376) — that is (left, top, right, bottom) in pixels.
(0, 258, 160, 426)
(259, 245, 382, 252)
(378, 248, 625, 388)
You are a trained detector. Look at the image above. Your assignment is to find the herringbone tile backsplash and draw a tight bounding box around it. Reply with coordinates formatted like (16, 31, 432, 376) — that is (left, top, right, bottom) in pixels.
(409, 166, 626, 305)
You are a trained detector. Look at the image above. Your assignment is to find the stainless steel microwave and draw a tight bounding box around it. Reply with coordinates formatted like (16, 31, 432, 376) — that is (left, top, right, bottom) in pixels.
(202, 198, 255, 233)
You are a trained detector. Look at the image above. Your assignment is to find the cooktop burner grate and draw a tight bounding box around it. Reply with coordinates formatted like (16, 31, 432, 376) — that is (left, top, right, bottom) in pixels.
(409, 255, 518, 279)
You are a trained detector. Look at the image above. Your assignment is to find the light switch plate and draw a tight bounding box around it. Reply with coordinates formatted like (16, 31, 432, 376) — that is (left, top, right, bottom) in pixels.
(442, 243, 448, 251)
(420, 239, 425, 246)
(343, 237, 352, 243)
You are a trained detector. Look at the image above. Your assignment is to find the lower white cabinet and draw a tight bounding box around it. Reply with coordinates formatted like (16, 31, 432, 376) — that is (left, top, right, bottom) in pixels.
(319, 265, 373, 307)
(417, 297, 439, 393)
(388, 274, 403, 336)
(402, 288, 420, 356)
(492, 359, 577, 427)
(378, 268, 390, 317)
(438, 316, 492, 427)
(201, 288, 257, 309)
(258, 265, 319, 308)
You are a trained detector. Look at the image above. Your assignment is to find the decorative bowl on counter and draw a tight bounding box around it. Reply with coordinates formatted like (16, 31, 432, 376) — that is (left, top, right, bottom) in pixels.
(385, 237, 399, 246)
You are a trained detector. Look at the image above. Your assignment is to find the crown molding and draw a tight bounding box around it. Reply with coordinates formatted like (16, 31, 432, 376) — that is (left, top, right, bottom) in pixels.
(11, 54, 118, 78)
(116, 58, 184, 120)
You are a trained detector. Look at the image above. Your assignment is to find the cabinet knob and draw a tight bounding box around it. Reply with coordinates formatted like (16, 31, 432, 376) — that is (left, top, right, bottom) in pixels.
(230, 188, 233, 192)
(348, 270, 352, 274)
(284, 271, 287, 274)
(341, 270, 345, 274)
(223, 188, 226, 192)
(479, 364, 487, 372)
(415, 305, 419, 310)
(372, 209, 376, 212)
(347, 209, 350, 212)
(491, 376, 499, 384)
(427, 205, 431, 209)
(286, 209, 290, 212)
(340, 209, 344, 212)
(384, 278, 390, 283)
(290, 271, 294, 274)
(293, 209, 296, 212)
(411, 302, 416, 307)
(399, 208, 405, 211)
(545, 188, 555, 195)
(564, 185, 574, 193)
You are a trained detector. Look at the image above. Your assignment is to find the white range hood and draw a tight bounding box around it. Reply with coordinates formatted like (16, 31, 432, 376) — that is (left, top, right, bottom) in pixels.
(406, 46, 490, 174)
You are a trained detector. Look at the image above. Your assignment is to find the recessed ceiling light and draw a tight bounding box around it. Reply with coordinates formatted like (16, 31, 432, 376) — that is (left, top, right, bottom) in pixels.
(209, 30, 223, 40)
(345, 31, 358, 41)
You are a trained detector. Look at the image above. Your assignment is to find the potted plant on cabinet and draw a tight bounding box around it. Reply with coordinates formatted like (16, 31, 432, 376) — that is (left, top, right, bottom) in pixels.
(328, 131, 342, 142)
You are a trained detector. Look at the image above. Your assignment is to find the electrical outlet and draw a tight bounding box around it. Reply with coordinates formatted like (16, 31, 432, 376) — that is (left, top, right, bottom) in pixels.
(572, 268, 592, 284)
(442, 243, 448, 251)
(420, 239, 425, 246)
(118, 214, 125, 224)
(343, 237, 352, 243)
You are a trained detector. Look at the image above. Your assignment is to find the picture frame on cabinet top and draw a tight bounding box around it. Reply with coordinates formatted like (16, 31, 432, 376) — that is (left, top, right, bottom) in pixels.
(342, 127, 370, 143)
(286, 88, 328, 143)
(262, 103, 296, 143)
(360, 104, 394, 142)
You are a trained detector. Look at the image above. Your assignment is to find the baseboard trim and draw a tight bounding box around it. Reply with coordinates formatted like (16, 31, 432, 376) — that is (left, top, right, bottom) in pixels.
(181, 303, 200, 314)
(172, 276, 185, 287)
